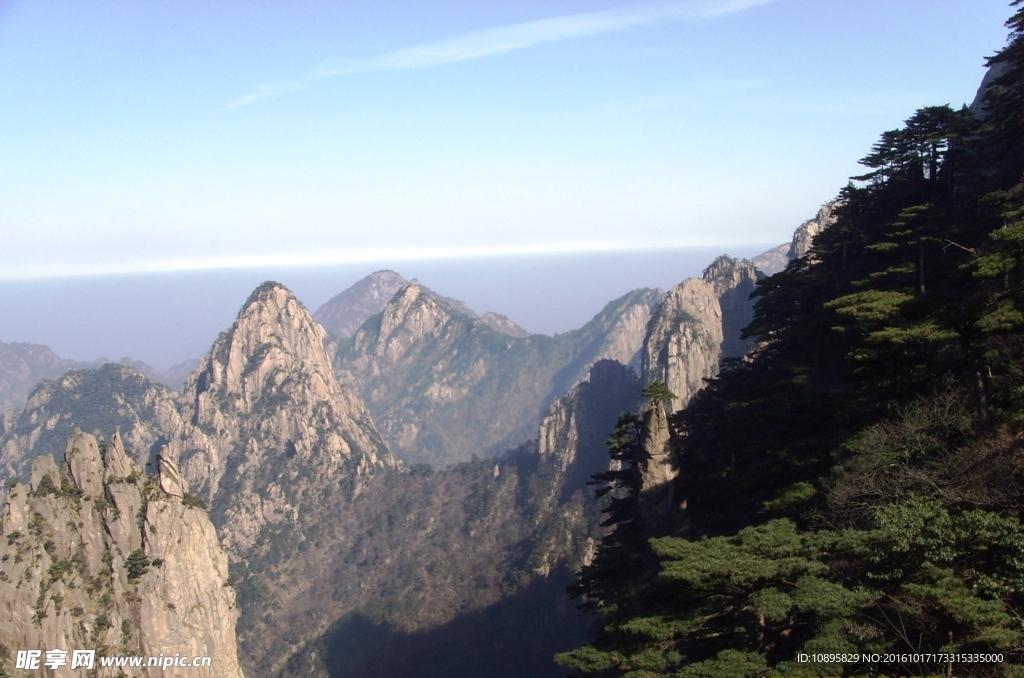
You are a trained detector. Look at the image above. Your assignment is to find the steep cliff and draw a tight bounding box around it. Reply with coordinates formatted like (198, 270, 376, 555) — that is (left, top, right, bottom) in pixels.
(0, 431, 242, 678)
(642, 279, 724, 415)
(178, 281, 397, 553)
(701, 256, 763, 359)
(788, 201, 840, 261)
(538, 360, 642, 501)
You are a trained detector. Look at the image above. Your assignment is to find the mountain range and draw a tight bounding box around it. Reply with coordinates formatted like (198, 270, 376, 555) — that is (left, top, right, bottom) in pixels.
(0, 203, 833, 676)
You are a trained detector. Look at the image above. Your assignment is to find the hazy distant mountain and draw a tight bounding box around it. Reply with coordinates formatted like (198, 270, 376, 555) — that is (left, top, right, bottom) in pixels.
(332, 283, 663, 467)
(750, 243, 790, 275)
(314, 269, 529, 339)
(314, 270, 410, 338)
(0, 341, 201, 417)
(0, 342, 89, 412)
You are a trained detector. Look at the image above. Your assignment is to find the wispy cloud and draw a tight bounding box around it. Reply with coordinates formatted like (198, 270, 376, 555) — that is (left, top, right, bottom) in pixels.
(225, 0, 776, 109)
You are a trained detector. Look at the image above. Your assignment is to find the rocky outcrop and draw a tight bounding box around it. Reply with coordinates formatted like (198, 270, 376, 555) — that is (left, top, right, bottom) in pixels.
(179, 281, 397, 553)
(702, 256, 764, 359)
(637, 400, 681, 536)
(788, 202, 840, 261)
(0, 365, 189, 483)
(0, 431, 242, 678)
(642, 279, 724, 415)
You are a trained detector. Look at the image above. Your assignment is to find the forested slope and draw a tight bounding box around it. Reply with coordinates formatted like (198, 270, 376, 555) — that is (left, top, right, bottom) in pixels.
(559, 4, 1024, 676)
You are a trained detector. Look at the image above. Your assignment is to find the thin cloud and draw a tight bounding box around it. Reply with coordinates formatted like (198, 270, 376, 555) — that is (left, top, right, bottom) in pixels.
(0, 237, 769, 281)
(226, 0, 776, 109)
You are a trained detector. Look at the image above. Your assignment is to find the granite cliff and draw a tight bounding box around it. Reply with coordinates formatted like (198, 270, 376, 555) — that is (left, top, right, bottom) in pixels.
(0, 430, 242, 677)
(177, 282, 398, 554)
(788, 201, 840, 261)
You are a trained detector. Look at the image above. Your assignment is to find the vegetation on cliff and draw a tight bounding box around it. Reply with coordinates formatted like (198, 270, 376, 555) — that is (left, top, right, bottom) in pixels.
(559, 4, 1024, 676)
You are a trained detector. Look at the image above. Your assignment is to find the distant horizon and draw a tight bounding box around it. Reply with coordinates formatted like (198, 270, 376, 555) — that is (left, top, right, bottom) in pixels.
(0, 1, 1009, 279)
(0, 244, 775, 370)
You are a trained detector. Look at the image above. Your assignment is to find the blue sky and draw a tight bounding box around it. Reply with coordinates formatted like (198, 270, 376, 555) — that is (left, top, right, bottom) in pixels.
(0, 0, 1013, 280)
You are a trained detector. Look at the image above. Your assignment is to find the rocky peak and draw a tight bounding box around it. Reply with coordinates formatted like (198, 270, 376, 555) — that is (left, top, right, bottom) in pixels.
(788, 201, 841, 261)
(192, 281, 336, 413)
(179, 281, 397, 552)
(642, 279, 723, 415)
(702, 256, 763, 359)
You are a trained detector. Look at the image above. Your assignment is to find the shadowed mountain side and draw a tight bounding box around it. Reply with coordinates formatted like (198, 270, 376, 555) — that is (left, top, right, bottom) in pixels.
(233, 451, 597, 676)
(234, 360, 637, 676)
(291, 568, 590, 678)
(332, 284, 661, 467)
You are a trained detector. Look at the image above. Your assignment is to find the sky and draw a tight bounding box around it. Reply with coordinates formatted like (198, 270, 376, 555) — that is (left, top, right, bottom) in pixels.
(0, 0, 1013, 278)
(0, 0, 1017, 367)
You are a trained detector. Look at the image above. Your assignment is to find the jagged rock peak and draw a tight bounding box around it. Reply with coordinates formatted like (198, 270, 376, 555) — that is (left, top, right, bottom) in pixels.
(0, 432, 244, 678)
(702, 255, 762, 299)
(642, 278, 723, 414)
(788, 201, 841, 261)
(180, 281, 398, 550)
(192, 281, 335, 409)
(314, 270, 410, 338)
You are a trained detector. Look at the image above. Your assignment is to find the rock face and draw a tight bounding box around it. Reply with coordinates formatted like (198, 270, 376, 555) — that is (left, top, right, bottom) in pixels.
(702, 256, 764, 359)
(0, 365, 188, 483)
(642, 279, 724, 415)
(178, 282, 397, 553)
(333, 283, 662, 466)
(538, 360, 641, 497)
(0, 431, 242, 678)
(637, 400, 681, 536)
(788, 202, 840, 261)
